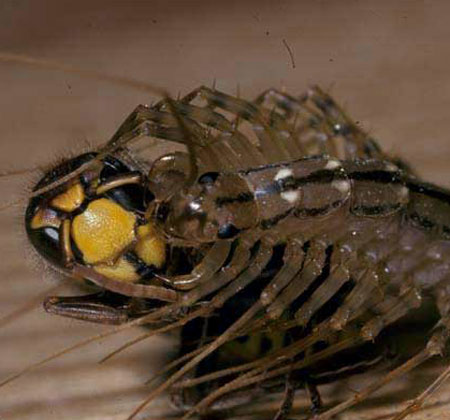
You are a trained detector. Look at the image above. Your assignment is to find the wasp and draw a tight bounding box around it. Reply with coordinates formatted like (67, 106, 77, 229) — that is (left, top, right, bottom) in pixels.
(1, 54, 450, 420)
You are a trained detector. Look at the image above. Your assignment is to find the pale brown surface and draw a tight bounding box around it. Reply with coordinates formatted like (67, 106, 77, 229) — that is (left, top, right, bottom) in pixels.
(1, 1, 450, 419)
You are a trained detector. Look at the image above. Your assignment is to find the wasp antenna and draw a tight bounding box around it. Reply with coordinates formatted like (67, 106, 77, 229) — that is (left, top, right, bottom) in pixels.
(0, 52, 167, 97)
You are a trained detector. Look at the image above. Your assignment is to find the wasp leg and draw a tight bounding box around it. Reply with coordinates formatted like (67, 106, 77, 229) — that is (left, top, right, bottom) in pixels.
(43, 291, 152, 325)
(305, 380, 323, 416)
(273, 373, 296, 420)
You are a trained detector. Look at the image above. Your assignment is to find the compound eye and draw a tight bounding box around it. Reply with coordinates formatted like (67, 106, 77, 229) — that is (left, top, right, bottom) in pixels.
(217, 223, 241, 239)
(198, 172, 220, 185)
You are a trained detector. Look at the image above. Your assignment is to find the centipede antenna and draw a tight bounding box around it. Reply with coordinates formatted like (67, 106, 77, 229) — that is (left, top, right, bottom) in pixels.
(99, 305, 210, 364)
(126, 301, 263, 420)
(0, 166, 41, 177)
(0, 197, 26, 212)
(0, 283, 65, 329)
(0, 302, 179, 389)
(0, 52, 166, 96)
(145, 346, 206, 386)
(0, 320, 137, 388)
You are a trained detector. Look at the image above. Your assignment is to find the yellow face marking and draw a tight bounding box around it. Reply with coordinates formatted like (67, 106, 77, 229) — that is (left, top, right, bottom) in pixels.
(135, 223, 166, 268)
(30, 208, 61, 229)
(94, 256, 140, 283)
(50, 182, 85, 212)
(72, 198, 136, 264)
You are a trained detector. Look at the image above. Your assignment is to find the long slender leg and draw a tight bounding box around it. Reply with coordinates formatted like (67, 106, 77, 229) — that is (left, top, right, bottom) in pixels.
(266, 239, 328, 320)
(311, 327, 450, 420)
(305, 86, 386, 160)
(254, 87, 384, 161)
(254, 88, 327, 159)
(182, 86, 295, 162)
(272, 374, 296, 420)
(391, 359, 450, 420)
(295, 249, 351, 327)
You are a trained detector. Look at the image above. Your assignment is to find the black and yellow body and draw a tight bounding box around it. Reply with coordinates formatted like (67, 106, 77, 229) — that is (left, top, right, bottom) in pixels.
(25, 153, 171, 322)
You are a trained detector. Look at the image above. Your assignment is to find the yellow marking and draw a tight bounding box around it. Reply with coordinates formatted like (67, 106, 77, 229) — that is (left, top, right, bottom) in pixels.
(72, 198, 136, 264)
(135, 223, 166, 268)
(30, 208, 61, 229)
(94, 256, 140, 283)
(50, 182, 85, 212)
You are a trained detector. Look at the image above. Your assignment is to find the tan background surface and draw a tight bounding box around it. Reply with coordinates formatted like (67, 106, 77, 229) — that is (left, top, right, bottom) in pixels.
(1, 1, 450, 419)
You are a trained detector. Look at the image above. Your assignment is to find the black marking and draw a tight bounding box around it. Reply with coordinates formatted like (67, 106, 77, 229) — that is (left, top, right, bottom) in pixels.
(352, 203, 403, 216)
(260, 208, 293, 230)
(124, 252, 157, 279)
(257, 169, 345, 198)
(333, 123, 352, 136)
(198, 171, 220, 185)
(236, 335, 249, 344)
(294, 200, 343, 218)
(407, 180, 450, 205)
(260, 336, 273, 353)
(348, 170, 403, 184)
(240, 156, 324, 176)
(215, 192, 254, 207)
(409, 212, 436, 231)
(218, 223, 241, 239)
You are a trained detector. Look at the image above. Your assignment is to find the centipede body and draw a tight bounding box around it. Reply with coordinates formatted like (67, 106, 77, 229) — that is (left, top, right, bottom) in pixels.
(2, 77, 450, 420)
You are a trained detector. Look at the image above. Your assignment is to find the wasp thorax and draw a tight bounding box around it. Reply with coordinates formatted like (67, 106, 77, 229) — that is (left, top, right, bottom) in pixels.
(25, 153, 166, 283)
(160, 172, 257, 242)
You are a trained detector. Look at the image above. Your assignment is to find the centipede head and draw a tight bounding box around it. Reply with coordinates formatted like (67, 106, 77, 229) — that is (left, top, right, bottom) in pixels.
(155, 171, 258, 243)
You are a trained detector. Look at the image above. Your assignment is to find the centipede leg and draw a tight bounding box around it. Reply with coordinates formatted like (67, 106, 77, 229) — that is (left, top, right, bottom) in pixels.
(360, 285, 423, 340)
(330, 266, 383, 330)
(158, 241, 232, 290)
(185, 86, 295, 162)
(391, 359, 450, 420)
(305, 86, 385, 160)
(266, 239, 328, 320)
(311, 327, 450, 420)
(295, 248, 351, 327)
